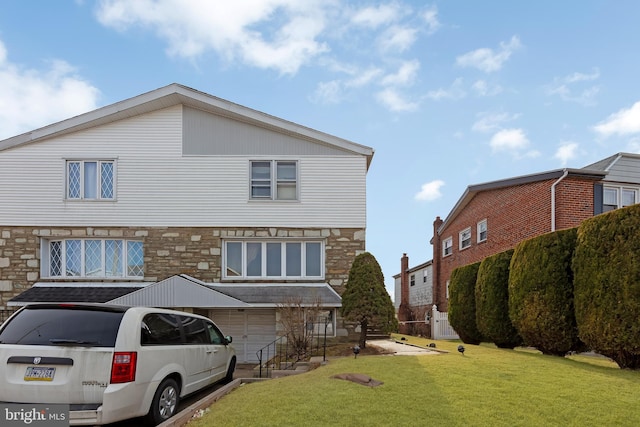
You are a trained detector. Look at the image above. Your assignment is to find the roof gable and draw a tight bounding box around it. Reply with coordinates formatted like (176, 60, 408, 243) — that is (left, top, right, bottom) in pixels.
(0, 83, 374, 168)
(107, 275, 250, 308)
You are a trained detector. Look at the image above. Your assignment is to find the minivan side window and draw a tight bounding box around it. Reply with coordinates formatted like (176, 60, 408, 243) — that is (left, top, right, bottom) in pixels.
(206, 322, 225, 345)
(181, 317, 209, 344)
(141, 313, 182, 345)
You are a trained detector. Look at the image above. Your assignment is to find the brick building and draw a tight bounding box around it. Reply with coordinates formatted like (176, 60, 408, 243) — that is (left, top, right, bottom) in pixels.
(431, 153, 640, 311)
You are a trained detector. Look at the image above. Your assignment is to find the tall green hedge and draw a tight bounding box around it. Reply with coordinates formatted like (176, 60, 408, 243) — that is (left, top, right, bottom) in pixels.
(573, 205, 640, 369)
(509, 228, 583, 356)
(476, 249, 522, 349)
(448, 261, 483, 345)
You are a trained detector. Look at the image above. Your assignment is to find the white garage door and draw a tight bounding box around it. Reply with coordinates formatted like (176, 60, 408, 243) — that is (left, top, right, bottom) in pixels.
(210, 309, 277, 363)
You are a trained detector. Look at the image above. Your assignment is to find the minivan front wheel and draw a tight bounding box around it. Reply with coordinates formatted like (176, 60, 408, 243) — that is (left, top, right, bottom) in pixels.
(146, 378, 180, 426)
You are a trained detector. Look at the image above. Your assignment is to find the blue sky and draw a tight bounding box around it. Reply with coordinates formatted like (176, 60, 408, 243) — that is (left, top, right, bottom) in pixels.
(2, 1, 640, 298)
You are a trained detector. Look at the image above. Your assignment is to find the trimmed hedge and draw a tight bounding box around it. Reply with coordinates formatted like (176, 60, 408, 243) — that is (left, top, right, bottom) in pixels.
(509, 228, 583, 356)
(573, 205, 640, 369)
(448, 261, 483, 345)
(475, 249, 522, 349)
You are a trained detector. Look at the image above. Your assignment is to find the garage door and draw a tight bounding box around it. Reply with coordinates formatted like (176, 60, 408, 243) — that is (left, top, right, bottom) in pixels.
(210, 309, 277, 363)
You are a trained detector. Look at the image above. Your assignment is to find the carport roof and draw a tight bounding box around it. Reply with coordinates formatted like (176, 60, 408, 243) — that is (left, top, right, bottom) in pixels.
(8, 274, 342, 308)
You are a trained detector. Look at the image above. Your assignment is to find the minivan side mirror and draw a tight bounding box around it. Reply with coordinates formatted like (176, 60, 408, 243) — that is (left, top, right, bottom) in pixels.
(224, 336, 233, 345)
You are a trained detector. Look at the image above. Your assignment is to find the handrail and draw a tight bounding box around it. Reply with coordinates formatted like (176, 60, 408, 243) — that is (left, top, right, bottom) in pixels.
(255, 335, 290, 378)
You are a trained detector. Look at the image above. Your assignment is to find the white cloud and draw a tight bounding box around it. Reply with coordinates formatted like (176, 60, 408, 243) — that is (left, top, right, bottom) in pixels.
(554, 142, 579, 165)
(456, 35, 521, 73)
(379, 25, 418, 53)
(426, 78, 466, 100)
(593, 101, 640, 137)
(0, 40, 100, 140)
(422, 5, 441, 35)
(415, 179, 445, 201)
(565, 68, 600, 83)
(345, 67, 384, 88)
(490, 128, 529, 152)
(545, 68, 600, 106)
(351, 3, 400, 28)
(380, 60, 419, 86)
(472, 112, 519, 133)
(472, 79, 502, 96)
(96, 0, 330, 75)
(376, 88, 419, 112)
(311, 80, 342, 104)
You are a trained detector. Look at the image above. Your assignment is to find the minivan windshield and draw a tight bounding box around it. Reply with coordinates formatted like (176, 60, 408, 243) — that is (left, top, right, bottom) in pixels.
(0, 306, 126, 347)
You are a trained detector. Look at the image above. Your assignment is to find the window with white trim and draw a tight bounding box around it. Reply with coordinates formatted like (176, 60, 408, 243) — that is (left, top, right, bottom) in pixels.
(42, 239, 143, 278)
(477, 219, 487, 243)
(224, 240, 323, 279)
(66, 160, 115, 200)
(250, 160, 297, 200)
(410, 274, 415, 287)
(459, 227, 472, 250)
(603, 185, 638, 212)
(442, 237, 453, 257)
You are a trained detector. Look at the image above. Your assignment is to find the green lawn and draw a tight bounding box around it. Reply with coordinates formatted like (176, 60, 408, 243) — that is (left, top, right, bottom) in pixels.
(188, 334, 640, 427)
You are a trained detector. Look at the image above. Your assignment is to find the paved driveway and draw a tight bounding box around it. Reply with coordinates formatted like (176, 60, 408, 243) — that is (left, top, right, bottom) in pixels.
(367, 339, 441, 355)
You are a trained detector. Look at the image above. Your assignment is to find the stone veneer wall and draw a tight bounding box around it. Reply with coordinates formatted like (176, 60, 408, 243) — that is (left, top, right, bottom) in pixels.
(0, 226, 366, 313)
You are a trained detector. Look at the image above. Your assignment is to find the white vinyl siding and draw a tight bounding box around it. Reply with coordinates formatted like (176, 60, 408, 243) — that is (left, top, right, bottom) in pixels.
(0, 105, 367, 228)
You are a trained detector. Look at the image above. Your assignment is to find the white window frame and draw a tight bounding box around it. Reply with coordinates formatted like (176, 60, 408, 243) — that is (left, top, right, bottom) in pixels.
(223, 240, 323, 279)
(41, 238, 143, 279)
(66, 159, 116, 201)
(410, 274, 415, 287)
(603, 185, 639, 212)
(250, 160, 298, 201)
(442, 237, 453, 257)
(459, 227, 472, 250)
(477, 219, 487, 243)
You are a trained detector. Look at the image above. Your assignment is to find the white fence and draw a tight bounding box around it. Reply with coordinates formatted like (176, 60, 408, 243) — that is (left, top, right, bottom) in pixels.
(431, 305, 459, 340)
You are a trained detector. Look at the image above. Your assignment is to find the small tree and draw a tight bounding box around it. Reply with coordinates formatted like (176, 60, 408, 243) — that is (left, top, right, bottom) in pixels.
(341, 252, 398, 348)
(278, 296, 322, 360)
(573, 205, 640, 369)
(448, 262, 483, 345)
(475, 249, 522, 349)
(509, 228, 582, 356)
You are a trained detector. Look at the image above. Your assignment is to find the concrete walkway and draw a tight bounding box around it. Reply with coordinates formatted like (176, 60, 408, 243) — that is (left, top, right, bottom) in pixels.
(367, 339, 443, 355)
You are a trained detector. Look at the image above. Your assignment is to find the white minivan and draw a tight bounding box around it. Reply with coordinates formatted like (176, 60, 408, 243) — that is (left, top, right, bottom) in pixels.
(0, 303, 236, 426)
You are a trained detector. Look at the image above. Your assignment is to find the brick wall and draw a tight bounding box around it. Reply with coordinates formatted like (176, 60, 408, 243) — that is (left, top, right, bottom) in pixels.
(0, 226, 365, 308)
(433, 177, 596, 311)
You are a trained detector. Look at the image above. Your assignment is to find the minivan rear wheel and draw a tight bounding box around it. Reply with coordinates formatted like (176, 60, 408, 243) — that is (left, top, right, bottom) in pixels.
(146, 378, 180, 426)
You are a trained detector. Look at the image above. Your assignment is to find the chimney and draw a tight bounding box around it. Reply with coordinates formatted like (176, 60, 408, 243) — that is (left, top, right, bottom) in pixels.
(398, 253, 411, 333)
(400, 253, 409, 307)
(432, 216, 443, 309)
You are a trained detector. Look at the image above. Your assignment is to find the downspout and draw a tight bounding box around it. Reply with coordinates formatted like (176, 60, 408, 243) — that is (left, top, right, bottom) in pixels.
(551, 170, 569, 231)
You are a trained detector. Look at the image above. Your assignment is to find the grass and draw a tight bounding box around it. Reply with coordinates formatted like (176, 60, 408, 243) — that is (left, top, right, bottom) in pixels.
(187, 334, 640, 427)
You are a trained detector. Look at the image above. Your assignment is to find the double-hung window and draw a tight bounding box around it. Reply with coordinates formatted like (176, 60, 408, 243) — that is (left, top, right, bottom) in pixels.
(603, 186, 638, 212)
(459, 228, 472, 250)
(477, 219, 487, 243)
(67, 160, 115, 200)
(43, 239, 143, 278)
(442, 237, 453, 257)
(250, 160, 297, 200)
(224, 240, 322, 279)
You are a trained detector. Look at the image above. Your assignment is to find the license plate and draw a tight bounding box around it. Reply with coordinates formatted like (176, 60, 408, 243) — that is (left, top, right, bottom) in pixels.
(24, 366, 56, 381)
